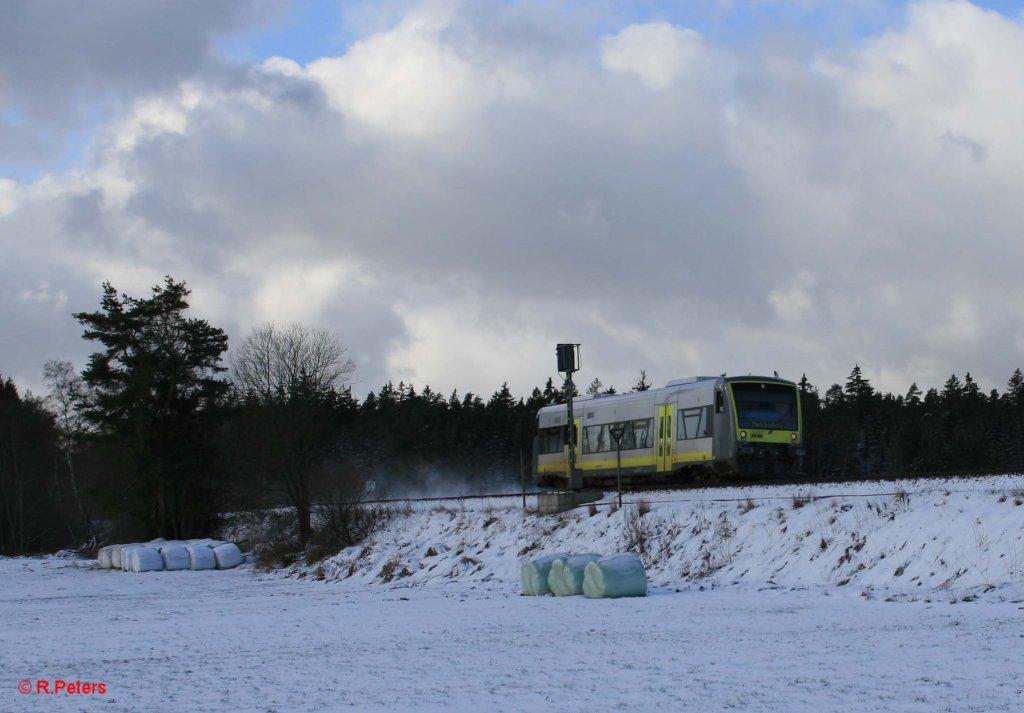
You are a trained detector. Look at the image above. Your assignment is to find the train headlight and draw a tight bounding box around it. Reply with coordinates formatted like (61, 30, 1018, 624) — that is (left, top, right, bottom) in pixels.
(740, 431, 747, 440)
(791, 433, 798, 441)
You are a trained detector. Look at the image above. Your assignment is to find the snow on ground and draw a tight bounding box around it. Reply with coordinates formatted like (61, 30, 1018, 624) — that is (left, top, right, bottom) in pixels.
(312, 475, 1024, 600)
(4, 475, 1024, 712)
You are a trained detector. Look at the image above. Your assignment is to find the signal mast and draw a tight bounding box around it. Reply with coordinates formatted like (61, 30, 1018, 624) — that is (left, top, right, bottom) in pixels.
(556, 344, 581, 489)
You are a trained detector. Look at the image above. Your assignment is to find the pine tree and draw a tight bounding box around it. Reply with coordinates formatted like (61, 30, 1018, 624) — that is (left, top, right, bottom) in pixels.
(74, 277, 229, 538)
(941, 374, 964, 401)
(844, 364, 874, 401)
(541, 377, 560, 404)
(488, 382, 515, 410)
(633, 370, 651, 392)
(1004, 369, 1024, 467)
(963, 373, 981, 401)
(1006, 369, 1024, 407)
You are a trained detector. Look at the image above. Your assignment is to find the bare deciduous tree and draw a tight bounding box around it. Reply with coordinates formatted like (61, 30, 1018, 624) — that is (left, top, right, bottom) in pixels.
(231, 323, 356, 546)
(232, 323, 354, 400)
(43, 359, 93, 545)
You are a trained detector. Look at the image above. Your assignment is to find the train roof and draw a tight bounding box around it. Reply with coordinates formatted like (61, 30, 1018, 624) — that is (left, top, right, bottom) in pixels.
(535, 374, 797, 415)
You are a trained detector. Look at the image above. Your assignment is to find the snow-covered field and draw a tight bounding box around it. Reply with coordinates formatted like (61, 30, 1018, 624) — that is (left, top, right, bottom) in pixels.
(4, 476, 1024, 712)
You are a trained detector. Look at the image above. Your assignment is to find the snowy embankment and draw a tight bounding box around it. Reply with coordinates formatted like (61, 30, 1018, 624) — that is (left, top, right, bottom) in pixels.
(300, 475, 1024, 600)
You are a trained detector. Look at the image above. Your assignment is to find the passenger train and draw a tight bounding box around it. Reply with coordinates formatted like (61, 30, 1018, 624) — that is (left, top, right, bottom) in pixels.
(533, 375, 804, 489)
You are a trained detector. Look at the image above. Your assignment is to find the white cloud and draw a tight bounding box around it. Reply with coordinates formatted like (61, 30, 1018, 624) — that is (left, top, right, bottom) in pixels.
(769, 271, 819, 324)
(926, 296, 982, 347)
(307, 4, 503, 138)
(17, 283, 67, 309)
(0, 179, 20, 217)
(819, 0, 1024, 167)
(601, 22, 705, 91)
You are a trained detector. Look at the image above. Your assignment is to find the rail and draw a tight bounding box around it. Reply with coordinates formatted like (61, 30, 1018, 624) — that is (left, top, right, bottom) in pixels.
(343, 468, 1023, 508)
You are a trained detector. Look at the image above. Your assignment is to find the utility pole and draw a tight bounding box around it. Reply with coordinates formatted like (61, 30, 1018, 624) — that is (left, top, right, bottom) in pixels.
(610, 423, 625, 509)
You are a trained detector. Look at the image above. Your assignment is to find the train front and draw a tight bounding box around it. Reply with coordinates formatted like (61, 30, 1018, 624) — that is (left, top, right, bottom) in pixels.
(720, 377, 805, 478)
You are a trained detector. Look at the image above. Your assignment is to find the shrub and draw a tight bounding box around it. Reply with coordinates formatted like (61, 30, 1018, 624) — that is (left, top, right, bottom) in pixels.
(623, 504, 653, 561)
(893, 489, 910, 510)
(253, 498, 393, 569)
(254, 534, 303, 570)
(306, 500, 393, 564)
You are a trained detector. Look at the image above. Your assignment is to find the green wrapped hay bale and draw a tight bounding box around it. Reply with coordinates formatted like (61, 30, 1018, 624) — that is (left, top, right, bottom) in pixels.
(582, 553, 647, 599)
(520, 552, 570, 595)
(549, 554, 601, 596)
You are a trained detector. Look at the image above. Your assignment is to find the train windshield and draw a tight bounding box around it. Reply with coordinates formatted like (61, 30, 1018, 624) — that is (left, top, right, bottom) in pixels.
(731, 383, 798, 431)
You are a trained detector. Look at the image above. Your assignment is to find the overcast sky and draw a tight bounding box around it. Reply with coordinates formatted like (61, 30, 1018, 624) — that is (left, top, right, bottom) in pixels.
(3, 0, 1024, 402)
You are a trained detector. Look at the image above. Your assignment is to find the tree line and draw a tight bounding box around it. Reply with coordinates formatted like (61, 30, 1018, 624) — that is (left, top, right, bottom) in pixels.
(3, 277, 1024, 555)
(798, 364, 1024, 479)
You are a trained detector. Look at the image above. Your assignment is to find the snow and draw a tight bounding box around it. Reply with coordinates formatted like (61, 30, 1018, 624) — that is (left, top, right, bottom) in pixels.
(4, 475, 1024, 711)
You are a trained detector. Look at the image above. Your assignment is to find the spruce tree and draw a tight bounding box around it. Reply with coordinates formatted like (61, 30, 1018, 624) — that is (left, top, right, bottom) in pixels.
(633, 370, 651, 392)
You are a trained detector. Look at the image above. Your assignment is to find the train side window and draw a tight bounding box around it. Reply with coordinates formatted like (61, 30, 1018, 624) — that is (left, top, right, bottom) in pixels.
(538, 427, 564, 454)
(585, 419, 654, 451)
(715, 390, 725, 413)
(677, 406, 712, 439)
(632, 419, 652, 448)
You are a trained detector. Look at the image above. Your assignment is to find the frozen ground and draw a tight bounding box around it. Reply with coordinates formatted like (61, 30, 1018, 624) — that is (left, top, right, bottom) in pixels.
(4, 475, 1024, 712)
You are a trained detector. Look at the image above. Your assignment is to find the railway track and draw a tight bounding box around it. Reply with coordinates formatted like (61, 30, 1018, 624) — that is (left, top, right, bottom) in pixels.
(349, 468, 1024, 507)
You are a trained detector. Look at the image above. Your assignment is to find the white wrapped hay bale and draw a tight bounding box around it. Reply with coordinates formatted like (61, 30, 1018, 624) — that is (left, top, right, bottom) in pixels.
(128, 547, 165, 572)
(120, 545, 142, 571)
(188, 538, 224, 547)
(582, 553, 647, 599)
(549, 554, 602, 596)
(186, 543, 217, 570)
(110, 544, 126, 570)
(96, 546, 114, 569)
(520, 552, 571, 596)
(159, 544, 190, 571)
(213, 542, 243, 570)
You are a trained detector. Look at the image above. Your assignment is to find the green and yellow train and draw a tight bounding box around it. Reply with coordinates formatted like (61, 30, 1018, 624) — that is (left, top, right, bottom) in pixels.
(533, 375, 804, 489)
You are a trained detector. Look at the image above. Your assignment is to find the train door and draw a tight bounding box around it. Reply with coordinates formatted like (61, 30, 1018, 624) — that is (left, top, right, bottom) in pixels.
(657, 404, 673, 472)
